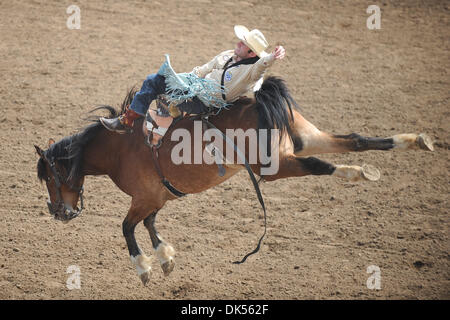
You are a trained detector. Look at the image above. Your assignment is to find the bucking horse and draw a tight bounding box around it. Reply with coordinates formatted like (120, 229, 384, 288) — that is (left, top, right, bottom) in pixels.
(34, 77, 434, 285)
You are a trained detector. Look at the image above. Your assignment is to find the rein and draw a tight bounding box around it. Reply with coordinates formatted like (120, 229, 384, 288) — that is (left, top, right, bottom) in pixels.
(201, 116, 267, 264)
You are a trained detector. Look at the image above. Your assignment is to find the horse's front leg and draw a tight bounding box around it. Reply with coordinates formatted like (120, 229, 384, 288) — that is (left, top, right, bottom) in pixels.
(122, 203, 154, 285)
(143, 211, 176, 276)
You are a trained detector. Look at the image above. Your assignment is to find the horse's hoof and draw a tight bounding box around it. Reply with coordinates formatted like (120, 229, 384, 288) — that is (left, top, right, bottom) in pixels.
(161, 260, 175, 277)
(334, 165, 380, 182)
(140, 271, 151, 286)
(361, 164, 380, 181)
(417, 133, 434, 151)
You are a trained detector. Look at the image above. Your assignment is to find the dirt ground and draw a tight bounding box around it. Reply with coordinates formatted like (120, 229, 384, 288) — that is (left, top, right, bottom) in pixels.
(0, 0, 448, 300)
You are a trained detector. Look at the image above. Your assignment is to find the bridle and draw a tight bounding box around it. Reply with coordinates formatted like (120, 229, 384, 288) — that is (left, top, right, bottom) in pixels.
(43, 154, 84, 221)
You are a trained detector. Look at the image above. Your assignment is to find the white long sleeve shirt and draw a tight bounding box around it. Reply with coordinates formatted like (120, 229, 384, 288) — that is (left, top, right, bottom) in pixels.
(191, 50, 276, 102)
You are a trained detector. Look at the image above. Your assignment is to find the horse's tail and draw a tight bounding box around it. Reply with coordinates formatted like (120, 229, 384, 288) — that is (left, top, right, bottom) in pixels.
(254, 76, 299, 142)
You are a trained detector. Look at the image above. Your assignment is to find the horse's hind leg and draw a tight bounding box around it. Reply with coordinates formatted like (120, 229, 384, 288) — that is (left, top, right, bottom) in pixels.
(390, 133, 434, 151)
(330, 133, 434, 153)
(264, 155, 380, 182)
(143, 211, 176, 276)
(291, 112, 434, 156)
(295, 131, 434, 156)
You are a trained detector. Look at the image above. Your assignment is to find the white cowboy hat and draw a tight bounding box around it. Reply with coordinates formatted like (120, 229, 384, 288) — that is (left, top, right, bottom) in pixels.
(234, 25, 269, 58)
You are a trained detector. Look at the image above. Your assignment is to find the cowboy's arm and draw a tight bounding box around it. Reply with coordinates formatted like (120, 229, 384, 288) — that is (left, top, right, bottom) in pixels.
(191, 53, 222, 78)
(249, 46, 285, 81)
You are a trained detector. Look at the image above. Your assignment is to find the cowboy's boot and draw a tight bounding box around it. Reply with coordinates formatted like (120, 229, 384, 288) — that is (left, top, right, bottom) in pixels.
(100, 106, 142, 134)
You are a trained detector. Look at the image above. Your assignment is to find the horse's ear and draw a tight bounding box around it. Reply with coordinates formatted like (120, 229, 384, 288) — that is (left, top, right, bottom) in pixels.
(34, 145, 44, 157)
(48, 138, 55, 147)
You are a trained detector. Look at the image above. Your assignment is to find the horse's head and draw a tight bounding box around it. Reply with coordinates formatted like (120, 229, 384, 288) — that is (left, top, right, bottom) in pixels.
(34, 139, 85, 222)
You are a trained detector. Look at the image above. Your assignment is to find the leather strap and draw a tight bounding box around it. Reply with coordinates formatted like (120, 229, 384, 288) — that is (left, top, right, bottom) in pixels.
(201, 117, 267, 264)
(220, 56, 259, 101)
(150, 145, 186, 198)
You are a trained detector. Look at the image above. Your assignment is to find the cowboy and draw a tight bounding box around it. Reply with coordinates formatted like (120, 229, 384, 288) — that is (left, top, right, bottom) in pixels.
(100, 25, 286, 133)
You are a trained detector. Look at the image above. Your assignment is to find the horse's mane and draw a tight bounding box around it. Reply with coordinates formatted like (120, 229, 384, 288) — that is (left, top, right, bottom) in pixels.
(36, 122, 104, 186)
(254, 76, 300, 142)
(37, 87, 138, 186)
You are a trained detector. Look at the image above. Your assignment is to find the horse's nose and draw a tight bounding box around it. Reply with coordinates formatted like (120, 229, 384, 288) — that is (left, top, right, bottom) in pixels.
(47, 200, 65, 219)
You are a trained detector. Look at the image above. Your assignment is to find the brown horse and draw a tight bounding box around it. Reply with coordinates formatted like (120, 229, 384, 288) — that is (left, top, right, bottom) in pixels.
(34, 77, 434, 285)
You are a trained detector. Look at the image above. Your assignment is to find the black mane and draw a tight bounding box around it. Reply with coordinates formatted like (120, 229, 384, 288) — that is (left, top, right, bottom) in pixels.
(255, 76, 300, 142)
(37, 87, 137, 186)
(37, 122, 104, 186)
